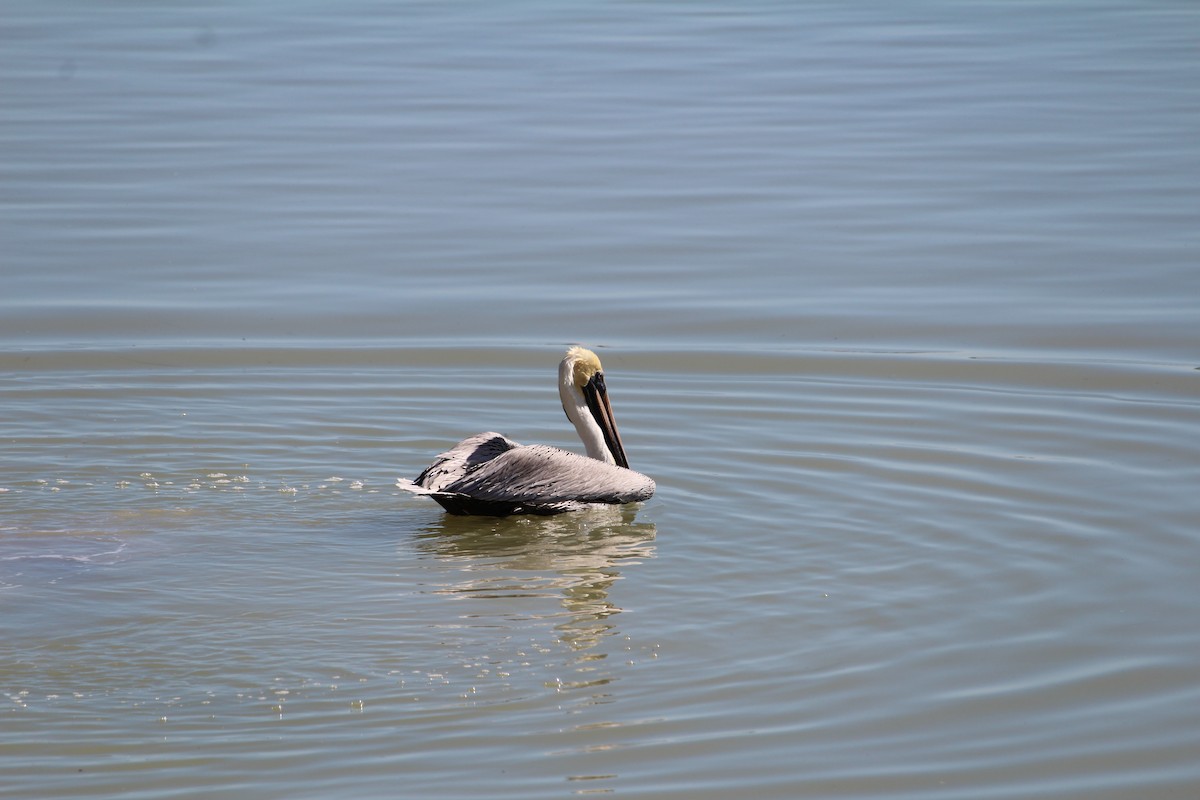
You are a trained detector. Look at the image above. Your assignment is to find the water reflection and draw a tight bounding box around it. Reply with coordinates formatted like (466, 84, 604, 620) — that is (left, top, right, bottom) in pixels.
(413, 506, 656, 681)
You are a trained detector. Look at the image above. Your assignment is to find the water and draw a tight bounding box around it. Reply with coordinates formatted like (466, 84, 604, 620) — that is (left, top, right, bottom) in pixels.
(3, 1, 1199, 797)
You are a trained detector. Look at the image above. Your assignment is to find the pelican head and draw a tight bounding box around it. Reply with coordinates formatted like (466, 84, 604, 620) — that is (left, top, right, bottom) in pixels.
(559, 346, 631, 469)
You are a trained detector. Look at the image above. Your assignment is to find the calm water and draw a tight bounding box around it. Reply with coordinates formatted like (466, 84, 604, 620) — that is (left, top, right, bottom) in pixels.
(3, 1, 1199, 798)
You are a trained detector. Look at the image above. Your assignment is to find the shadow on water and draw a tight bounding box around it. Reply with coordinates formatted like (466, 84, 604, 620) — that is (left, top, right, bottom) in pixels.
(411, 506, 656, 678)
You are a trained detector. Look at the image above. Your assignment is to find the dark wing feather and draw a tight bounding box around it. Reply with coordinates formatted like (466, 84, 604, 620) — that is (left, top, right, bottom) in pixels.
(415, 432, 520, 492)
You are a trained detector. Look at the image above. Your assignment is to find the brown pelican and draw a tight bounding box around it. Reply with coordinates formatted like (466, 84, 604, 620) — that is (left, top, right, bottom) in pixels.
(397, 347, 655, 516)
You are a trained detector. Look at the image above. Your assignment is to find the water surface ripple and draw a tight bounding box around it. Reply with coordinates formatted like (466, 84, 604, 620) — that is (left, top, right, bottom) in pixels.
(3, 343, 1198, 798)
(3, 0, 1199, 797)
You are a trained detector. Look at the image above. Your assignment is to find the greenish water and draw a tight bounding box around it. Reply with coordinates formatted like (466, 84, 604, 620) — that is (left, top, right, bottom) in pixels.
(3, 2, 1199, 798)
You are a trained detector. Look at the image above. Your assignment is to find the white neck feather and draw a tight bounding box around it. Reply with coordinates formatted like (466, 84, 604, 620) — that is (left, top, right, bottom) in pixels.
(559, 361, 614, 464)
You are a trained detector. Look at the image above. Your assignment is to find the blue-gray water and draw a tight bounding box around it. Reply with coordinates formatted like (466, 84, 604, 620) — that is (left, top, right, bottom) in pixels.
(3, 2, 1199, 798)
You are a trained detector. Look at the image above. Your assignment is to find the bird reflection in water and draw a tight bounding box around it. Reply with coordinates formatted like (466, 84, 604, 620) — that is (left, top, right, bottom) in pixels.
(413, 505, 655, 689)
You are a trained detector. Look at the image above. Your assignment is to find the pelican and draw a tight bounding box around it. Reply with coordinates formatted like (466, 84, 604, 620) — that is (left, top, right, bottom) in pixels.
(397, 347, 655, 516)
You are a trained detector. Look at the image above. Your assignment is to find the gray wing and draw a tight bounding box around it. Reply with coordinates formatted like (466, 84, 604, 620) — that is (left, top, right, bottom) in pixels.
(414, 432, 521, 492)
(444, 444, 655, 509)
